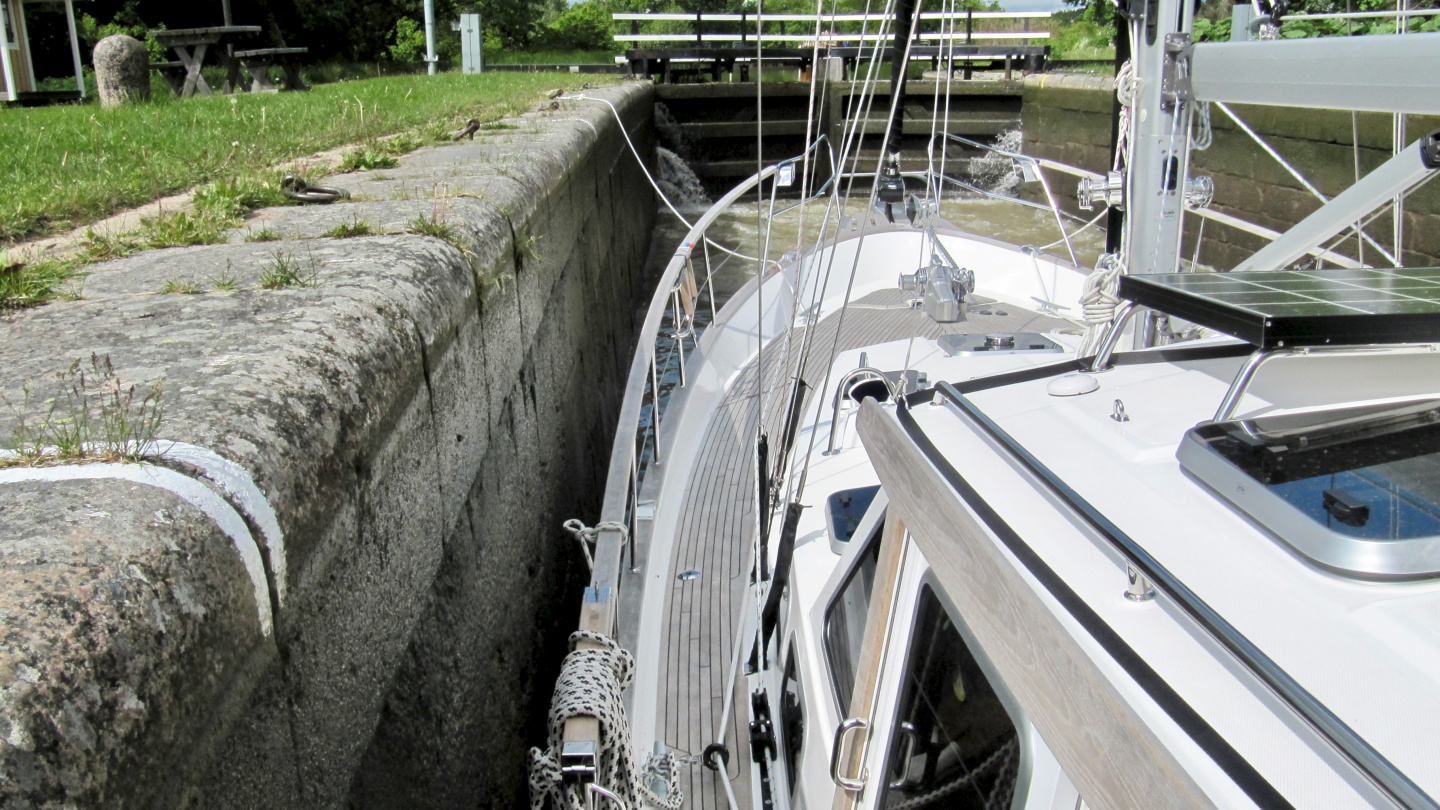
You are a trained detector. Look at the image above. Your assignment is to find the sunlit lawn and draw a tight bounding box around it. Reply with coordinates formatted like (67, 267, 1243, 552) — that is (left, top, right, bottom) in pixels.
(0, 70, 613, 243)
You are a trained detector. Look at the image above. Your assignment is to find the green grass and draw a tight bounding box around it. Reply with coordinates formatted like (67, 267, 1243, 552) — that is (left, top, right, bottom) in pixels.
(159, 277, 201, 294)
(0, 71, 613, 244)
(244, 227, 283, 243)
(324, 219, 376, 238)
(338, 147, 400, 172)
(0, 254, 80, 311)
(484, 49, 620, 65)
(2, 353, 164, 467)
(259, 250, 318, 289)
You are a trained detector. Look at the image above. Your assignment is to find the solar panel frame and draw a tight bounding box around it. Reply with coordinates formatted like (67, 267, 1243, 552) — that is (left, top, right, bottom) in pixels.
(1118, 268, 1440, 348)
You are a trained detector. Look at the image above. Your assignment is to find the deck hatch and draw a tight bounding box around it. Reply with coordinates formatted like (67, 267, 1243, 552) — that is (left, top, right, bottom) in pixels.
(1178, 398, 1440, 578)
(1120, 267, 1440, 348)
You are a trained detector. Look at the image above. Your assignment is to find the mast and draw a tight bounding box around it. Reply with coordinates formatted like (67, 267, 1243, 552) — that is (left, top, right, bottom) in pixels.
(887, 0, 919, 157)
(1123, 0, 1194, 277)
(1105, 12, 1131, 256)
(877, 0, 919, 221)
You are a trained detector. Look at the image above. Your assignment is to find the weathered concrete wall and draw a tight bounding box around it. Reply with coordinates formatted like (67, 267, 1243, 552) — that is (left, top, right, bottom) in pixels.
(1021, 73, 1440, 269)
(0, 81, 656, 809)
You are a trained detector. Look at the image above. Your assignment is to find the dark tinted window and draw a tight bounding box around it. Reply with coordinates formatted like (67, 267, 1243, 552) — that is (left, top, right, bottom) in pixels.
(823, 527, 882, 711)
(780, 645, 805, 796)
(881, 585, 1020, 809)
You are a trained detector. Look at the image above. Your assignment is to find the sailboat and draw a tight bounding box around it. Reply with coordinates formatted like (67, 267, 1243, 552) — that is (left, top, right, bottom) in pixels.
(531, 1, 1440, 808)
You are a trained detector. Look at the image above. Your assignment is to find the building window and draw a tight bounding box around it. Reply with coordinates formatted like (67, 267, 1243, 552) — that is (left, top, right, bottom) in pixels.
(2, 0, 18, 49)
(881, 585, 1021, 809)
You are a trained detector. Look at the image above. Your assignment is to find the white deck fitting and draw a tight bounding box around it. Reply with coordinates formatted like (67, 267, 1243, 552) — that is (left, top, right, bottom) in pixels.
(654, 287, 1070, 808)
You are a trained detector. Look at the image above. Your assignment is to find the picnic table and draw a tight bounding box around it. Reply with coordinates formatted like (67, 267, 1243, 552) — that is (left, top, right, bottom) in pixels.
(235, 47, 310, 92)
(151, 26, 261, 97)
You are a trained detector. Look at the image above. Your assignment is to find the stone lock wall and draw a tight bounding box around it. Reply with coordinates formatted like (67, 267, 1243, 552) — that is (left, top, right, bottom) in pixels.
(1021, 73, 1440, 269)
(0, 82, 656, 809)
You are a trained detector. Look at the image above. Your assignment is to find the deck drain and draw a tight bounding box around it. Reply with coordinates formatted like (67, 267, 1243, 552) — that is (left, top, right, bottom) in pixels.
(677, 570, 701, 581)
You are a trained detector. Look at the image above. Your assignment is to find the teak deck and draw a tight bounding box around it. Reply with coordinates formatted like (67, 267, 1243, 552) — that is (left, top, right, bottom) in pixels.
(654, 288, 1068, 808)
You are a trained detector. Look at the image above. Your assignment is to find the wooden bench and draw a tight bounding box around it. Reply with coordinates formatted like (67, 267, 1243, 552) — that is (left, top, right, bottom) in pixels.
(234, 48, 309, 92)
(150, 61, 188, 96)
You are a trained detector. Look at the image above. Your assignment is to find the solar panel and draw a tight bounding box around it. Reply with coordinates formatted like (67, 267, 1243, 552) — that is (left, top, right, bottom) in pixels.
(1119, 267, 1440, 349)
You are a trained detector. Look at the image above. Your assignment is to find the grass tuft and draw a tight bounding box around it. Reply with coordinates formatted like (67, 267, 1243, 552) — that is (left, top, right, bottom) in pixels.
(383, 132, 423, 155)
(259, 250, 318, 289)
(192, 174, 293, 220)
(0, 254, 81, 311)
(244, 227, 282, 243)
(324, 219, 375, 238)
(211, 261, 240, 291)
(159, 277, 201, 294)
(338, 147, 399, 172)
(1, 353, 164, 467)
(136, 210, 229, 249)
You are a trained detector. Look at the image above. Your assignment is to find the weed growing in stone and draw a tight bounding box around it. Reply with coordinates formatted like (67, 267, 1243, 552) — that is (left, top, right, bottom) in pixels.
(159, 277, 201, 294)
(0, 253, 80, 311)
(244, 227, 282, 243)
(211, 262, 240, 291)
(516, 230, 541, 262)
(2, 353, 165, 467)
(339, 147, 399, 172)
(137, 211, 230, 249)
(259, 250, 318, 289)
(383, 132, 423, 155)
(192, 174, 292, 220)
(324, 220, 375, 238)
(480, 122, 517, 131)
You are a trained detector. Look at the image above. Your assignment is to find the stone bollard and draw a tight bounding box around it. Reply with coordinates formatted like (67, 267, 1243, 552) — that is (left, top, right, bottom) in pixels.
(94, 34, 151, 108)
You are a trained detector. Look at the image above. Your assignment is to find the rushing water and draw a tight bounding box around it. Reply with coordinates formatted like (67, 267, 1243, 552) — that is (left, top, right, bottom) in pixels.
(968, 129, 1026, 198)
(657, 148, 711, 207)
(653, 102, 691, 160)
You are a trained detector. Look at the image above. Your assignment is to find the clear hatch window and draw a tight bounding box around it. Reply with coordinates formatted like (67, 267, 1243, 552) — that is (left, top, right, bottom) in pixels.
(1179, 398, 1440, 577)
(881, 585, 1020, 809)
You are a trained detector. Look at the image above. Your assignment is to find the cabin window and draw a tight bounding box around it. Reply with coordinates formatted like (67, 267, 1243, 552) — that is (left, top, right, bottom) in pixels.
(822, 523, 882, 711)
(881, 585, 1020, 809)
(2, 1, 17, 49)
(780, 644, 805, 797)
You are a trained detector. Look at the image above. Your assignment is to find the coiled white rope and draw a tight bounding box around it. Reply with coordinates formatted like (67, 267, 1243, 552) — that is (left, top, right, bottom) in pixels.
(528, 631, 683, 810)
(562, 519, 628, 573)
(1191, 100, 1213, 151)
(1078, 253, 1124, 357)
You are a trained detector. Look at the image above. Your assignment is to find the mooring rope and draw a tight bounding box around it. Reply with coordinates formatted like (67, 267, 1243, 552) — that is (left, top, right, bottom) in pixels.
(528, 631, 682, 810)
(562, 519, 627, 573)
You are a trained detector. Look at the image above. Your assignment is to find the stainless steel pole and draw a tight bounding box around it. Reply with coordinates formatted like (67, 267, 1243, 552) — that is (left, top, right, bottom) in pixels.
(424, 0, 437, 75)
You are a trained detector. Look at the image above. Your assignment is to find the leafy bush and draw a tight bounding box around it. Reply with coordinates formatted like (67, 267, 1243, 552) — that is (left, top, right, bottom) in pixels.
(1192, 17, 1232, 41)
(78, 13, 167, 62)
(389, 18, 427, 64)
(536, 0, 615, 51)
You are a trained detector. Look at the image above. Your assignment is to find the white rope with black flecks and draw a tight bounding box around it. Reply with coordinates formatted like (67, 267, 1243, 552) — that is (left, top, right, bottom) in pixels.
(528, 631, 683, 810)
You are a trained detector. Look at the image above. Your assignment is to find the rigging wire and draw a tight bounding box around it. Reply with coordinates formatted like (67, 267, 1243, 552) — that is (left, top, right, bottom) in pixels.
(795, 0, 923, 501)
(568, 93, 778, 268)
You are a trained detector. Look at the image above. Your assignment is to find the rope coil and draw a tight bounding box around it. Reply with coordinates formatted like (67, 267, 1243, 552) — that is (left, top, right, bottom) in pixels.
(528, 632, 683, 810)
(1078, 253, 1124, 357)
